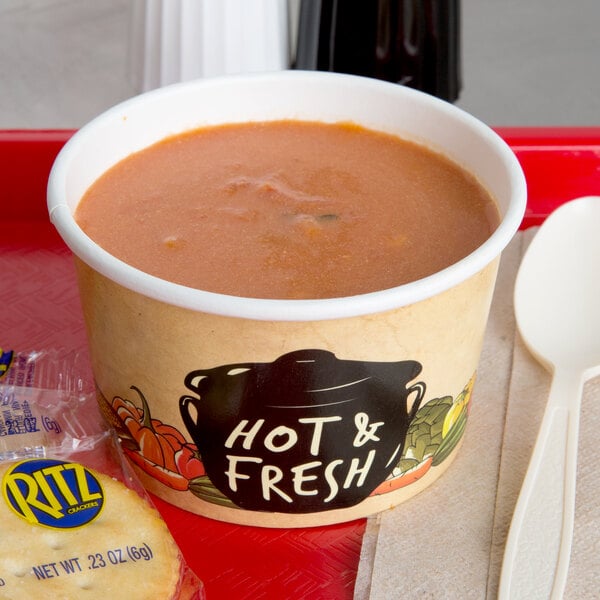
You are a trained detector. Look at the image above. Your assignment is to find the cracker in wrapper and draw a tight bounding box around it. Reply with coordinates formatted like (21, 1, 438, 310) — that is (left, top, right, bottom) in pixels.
(0, 347, 205, 600)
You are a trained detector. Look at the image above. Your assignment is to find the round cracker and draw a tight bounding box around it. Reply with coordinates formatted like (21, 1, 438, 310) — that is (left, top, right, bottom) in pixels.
(0, 459, 181, 599)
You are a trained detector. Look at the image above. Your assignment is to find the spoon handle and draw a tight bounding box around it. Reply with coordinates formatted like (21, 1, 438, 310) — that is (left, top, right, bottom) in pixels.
(498, 368, 583, 600)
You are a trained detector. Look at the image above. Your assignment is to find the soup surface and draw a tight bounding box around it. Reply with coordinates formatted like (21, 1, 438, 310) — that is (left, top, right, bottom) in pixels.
(75, 120, 500, 299)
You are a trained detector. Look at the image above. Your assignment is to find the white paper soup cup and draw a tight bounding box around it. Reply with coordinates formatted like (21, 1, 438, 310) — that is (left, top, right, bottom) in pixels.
(48, 71, 526, 527)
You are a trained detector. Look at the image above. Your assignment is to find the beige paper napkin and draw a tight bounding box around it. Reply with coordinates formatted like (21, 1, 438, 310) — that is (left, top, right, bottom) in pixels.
(354, 230, 600, 599)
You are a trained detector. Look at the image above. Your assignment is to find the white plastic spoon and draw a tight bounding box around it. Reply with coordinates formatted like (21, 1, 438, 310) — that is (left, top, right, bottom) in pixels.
(498, 196, 600, 600)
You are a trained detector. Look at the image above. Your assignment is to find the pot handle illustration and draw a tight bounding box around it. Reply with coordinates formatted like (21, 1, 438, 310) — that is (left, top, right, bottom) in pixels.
(407, 381, 426, 423)
(180, 394, 202, 437)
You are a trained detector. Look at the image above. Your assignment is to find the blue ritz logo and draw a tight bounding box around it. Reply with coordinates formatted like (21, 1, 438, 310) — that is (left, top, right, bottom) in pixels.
(2, 458, 105, 529)
(0, 347, 13, 378)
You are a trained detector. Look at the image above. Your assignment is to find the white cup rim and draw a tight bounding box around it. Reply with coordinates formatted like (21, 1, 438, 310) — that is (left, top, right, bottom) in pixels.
(48, 71, 526, 322)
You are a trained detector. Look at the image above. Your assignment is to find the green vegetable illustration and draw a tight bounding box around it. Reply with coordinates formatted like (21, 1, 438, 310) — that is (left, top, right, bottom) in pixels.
(372, 374, 475, 495)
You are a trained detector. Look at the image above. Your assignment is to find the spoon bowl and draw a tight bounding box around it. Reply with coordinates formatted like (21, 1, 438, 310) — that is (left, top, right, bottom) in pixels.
(515, 196, 600, 375)
(499, 196, 600, 599)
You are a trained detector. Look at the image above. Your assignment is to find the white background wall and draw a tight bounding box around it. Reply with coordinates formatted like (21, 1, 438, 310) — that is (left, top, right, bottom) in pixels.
(0, 0, 598, 129)
(457, 0, 600, 126)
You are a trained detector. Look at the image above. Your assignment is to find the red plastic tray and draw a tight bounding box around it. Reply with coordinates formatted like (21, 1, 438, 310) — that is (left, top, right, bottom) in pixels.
(2, 128, 599, 599)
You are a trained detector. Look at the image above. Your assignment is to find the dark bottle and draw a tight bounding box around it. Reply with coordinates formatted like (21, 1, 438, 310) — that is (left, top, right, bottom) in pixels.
(294, 0, 461, 102)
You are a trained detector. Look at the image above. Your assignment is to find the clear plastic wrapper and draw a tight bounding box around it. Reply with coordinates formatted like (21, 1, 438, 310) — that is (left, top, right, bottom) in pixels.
(0, 347, 205, 600)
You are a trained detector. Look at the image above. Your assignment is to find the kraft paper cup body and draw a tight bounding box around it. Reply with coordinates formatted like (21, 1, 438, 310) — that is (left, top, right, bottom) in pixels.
(48, 72, 526, 527)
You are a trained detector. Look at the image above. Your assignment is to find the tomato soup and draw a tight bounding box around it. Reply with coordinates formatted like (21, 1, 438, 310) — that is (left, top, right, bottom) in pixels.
(75, 120, 499, 299)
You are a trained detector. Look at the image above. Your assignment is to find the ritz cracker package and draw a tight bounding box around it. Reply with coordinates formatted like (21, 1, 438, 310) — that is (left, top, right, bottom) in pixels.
(0, 347, 205, 600)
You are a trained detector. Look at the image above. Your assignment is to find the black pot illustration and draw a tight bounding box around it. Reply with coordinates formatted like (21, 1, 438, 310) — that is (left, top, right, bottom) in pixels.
(180, 349, 425, 513)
